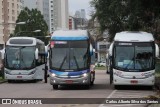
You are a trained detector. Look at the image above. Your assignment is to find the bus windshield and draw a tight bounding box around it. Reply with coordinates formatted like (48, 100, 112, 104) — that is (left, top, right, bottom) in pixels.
(5, 46, 36, 70)
(114, 42, 154, 71)
(50, 41, 89, 71)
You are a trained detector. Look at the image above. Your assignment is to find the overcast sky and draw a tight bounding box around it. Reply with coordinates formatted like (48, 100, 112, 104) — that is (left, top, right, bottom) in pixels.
(68, 0, 93, 19)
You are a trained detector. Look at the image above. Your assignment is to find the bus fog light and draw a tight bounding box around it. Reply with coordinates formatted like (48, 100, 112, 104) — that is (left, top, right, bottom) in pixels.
(83, 80, 86, 83)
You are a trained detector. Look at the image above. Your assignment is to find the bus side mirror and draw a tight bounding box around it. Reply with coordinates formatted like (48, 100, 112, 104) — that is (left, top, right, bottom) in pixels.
(155, 44, 159, 58)
(90, 44, 93, 56)
(109, 43, 113, 56)
(35, 48, 39, 60)
(0, 49, 5, 60)
(45, 46, 48, 57)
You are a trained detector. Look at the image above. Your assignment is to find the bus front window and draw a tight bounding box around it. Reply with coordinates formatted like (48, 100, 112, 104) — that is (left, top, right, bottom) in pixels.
(6, 46, 35, 70)
(115, 46, 134, 69)
(135, 47, 153, 70)
(50, 41, 89, 71)
(70, 48, 88, 70)
(114, 42, 154, 71)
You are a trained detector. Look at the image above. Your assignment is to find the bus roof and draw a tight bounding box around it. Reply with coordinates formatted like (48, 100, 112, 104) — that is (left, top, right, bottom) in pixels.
(114, 31, 154, 42)
(6, 37, 44, 46)
(51, 30, 89, 41)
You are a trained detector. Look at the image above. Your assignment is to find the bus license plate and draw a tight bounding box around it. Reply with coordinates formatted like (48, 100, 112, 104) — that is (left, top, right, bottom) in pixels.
(17, 76, 22, 78)
(65, 80, 73, 84)
(130, 80, 138, 84)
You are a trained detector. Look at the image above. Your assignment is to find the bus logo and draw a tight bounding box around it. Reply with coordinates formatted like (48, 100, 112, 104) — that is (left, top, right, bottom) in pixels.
(133, 76, 136, 79)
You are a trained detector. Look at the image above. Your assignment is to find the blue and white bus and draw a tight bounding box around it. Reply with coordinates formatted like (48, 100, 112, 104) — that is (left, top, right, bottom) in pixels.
(2, 37, 47, 82)
(49, 30, 95, 89)
(107, 31, 159, 88)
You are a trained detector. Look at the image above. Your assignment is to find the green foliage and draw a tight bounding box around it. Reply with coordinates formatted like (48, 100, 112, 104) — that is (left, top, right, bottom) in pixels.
(91, 0, 160, 42)
(14, 7, 49, 44)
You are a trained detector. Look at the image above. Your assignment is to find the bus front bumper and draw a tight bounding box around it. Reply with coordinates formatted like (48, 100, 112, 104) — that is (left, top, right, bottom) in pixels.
(5, 73, 36, 80)
(113, 75, 155, 86)
(50, 76, 90, 85)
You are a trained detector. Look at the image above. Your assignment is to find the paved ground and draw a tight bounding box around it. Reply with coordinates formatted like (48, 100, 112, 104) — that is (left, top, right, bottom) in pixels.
(0, 70, 156, 107)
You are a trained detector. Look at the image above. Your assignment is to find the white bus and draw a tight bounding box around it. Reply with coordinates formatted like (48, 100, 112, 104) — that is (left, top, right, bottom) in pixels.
(107, 31, 159, 88)
(2, 37, 47, 82)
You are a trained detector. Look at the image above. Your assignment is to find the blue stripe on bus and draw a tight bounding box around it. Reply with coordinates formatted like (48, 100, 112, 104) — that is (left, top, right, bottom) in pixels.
(51, 36, 89, 41)
(49, 69, 90, 76)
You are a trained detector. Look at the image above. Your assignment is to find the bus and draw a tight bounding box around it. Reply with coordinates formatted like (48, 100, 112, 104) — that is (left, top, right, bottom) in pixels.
(107, 31, 159, 88)
(49, 30, 95, 89)
(2, 37, 47, 82)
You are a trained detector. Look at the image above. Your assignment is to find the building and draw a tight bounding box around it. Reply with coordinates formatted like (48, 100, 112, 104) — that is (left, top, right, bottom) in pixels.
(22, 0, 50, 33)
(74, 18, 88, 30)
(81, 9, 86, 19)
(50, 0, 69, 32)
(97, 41, 110, 62)
(22, 0, 37, 10)
(0, 0, 23, 45)
(37, 0, 49, 31)
(69, 16, 75, 30)
(75, 10, 81, 18)
(75, 9, 86, 19)
(22, 0, 69, 33)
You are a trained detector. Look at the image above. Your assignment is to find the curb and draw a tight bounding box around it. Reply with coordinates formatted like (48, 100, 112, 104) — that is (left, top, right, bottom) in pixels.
(0, 80, 7, 84)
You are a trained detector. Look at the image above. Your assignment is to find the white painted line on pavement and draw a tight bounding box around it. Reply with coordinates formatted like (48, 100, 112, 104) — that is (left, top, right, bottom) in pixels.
(103, 104, 143, 107)
(107, 90, 117, 98)
(98, 90, 117, 107)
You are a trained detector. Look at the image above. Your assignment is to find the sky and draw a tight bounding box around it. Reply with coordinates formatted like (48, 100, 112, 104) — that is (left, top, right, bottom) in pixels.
(68, 0, 93, 19)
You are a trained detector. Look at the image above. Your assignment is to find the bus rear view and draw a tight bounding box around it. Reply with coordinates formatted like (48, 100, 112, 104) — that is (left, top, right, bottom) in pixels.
(49, 30, 95, 89)
(108, 31, 159, 88)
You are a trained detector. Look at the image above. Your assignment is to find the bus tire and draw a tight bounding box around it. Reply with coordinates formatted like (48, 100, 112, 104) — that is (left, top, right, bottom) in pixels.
(114, 85, 119, 89)
(53, 85, 58, 90)
(85, 84, 90, 89)
(8, 80, 13, 83)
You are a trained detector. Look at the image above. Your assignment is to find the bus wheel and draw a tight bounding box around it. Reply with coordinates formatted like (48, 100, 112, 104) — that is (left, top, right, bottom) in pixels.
(8, 80, 13, 83)
(53, 85, 58, 90)
(85, 84, 90, 89)
(114, 85, 119, 89)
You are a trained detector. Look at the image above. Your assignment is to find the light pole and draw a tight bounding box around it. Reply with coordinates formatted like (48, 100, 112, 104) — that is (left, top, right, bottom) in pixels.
(14, 29, 41, 37)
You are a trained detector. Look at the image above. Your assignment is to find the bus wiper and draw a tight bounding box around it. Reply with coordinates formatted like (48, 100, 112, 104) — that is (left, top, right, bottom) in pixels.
(59, 56, 67, 71)
(73, 56, 79, 70)
(20, 48, 28, 69)
(124, 58, 134, 70)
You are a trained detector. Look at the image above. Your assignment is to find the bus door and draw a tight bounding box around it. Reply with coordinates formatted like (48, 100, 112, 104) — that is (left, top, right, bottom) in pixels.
(35, 53, 45, 80)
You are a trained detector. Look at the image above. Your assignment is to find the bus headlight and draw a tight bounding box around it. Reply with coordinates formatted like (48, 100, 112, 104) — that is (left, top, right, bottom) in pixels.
(51, 73, 56, 77)
(142, 72, 154, 78)
(82, 73, 88, 77)
(5, 70, 11, 74)
(28, 70, 36, 75)
(114, 71, 122, 77)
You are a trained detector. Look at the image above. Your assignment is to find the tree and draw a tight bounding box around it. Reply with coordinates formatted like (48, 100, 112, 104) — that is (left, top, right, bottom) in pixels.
(91, 0, 160, 42)
(14, 7, 48, 44)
